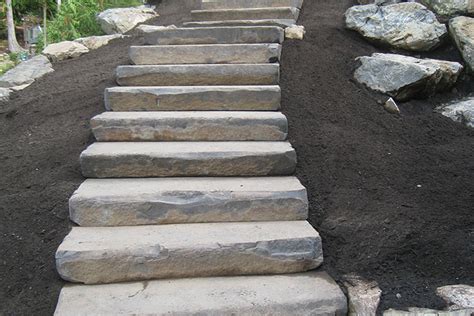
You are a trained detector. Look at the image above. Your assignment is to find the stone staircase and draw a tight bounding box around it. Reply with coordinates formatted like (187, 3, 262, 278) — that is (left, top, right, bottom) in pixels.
(54, 0, 347, 314)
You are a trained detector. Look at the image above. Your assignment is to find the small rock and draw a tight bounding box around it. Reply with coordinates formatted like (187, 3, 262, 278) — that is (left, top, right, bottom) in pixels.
(344, 274, 382, 316)
(420, 0, 474, 18)
(436, 97, 474, 128)
(437, 284, 474, 310)
(449, 16, 474, 73)
(384, 97, 401, 114)
(97, 6, 158, 35)
(0, 55, 54, 90)
(285, 25, 306, 40)
(43, 41, 89, 62)
(0, 87, 10, 102)
(74, 34, 125, 50)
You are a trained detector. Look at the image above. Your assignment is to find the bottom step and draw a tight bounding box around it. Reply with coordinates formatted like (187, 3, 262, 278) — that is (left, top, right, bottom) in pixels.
(54, 272, 347, 316)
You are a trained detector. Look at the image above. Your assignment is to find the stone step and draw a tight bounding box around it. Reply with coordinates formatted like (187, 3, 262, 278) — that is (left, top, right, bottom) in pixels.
(54, 271, 347, 315)
(129, 44, 281, 65)
(80, 141, 296, 178)
(105, 86, 281, 111)
(143, 26, 284, 45)
(116, 64, 279, 86)
(201, 0, 304, 10)
(191, 7, 300, 22)
(183, 19, 296, 28)
(69, 177, 308, 226)
(56, 221, 323, 284)
(91, 111, 288, 141)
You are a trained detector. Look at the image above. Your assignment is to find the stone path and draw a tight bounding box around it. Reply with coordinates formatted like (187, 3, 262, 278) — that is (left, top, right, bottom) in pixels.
(54, 0, 347, 314)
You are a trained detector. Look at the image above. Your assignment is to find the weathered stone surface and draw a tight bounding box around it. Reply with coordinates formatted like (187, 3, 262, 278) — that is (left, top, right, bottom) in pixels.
(91, 111, 288, 141)
(436, 97, 474, 128)
(183, 19, 296, 28)
(80, 141, 296, 178)
(420, 0, 474, 17)
(354, 53, 463, 101)
(345, 3, 447, 51)
(105, 86, 281, 111)
(56, 221, 323, 284)
(450, 16, 474, 72)
(344, 274, 382, 316)
(129, 44, 281, 65)
(115, 64, 280, 86)
(384, 307, 474, 315)
(191, 7, 300, 22)
(74, 34, 125, 50)
(143, 26, 284, 45)
(43, 41, 89, 62)
(0, 87, 10, 102)
(97, 6, 158, 34)
(437, 284, 474, 310)
(0, 55, 54, 89)
(69, 177, 308, 226)
(54, 271, 347, 316)
(201, 0, 304, 9)
(285, 25, 305, 39)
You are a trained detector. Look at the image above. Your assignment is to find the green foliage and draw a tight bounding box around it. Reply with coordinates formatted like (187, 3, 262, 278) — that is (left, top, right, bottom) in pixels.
(0, 52, 19, 75)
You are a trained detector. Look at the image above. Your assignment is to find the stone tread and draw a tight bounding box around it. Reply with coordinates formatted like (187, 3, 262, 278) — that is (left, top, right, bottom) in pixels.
(105, 86, 281, 111)
(115, 64, 280, 86)
(129, 44, 282, 65)
(80, 141, 297, 178)
(54, 271, 347, 316)
(56, 221, 323, 284)
(183, 19, 297, 28)
(91, 111, 288, 141)
(201, 0, 304, 9)
(69, 177, 308, 226)
(191, 7, 300, 22)
(143, 26, 285, 45)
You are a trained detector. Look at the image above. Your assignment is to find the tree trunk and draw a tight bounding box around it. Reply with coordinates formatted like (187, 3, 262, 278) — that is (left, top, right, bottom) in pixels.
(43, 3, 48, 47)
(5, 0, 23, 53)
(57, 0, 62, 11)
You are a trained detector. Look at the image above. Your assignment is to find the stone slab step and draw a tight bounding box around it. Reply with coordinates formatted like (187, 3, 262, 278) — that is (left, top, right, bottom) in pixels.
(201, 0, 304, 10)
(105, 86, 281, 111)
(183, 19, 296, 28)
(91, 111, 288, 141)
(54, 271, 347, 316)
(129, 44, 281, 65)
(56, 221, 323, 284)
(191, 7, 300, 22)
(143, 26, 284, 45)
(69, 177, 308, 226)
(80, 141, 296, 178)
(116, 64, 279, 86)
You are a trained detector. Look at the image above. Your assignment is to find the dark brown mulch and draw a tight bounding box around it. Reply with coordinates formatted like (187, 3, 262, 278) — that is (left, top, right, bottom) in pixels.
(0, 0, 472, 315)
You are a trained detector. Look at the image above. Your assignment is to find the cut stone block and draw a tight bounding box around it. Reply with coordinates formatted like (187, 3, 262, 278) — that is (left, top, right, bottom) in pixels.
(143, 26, 284, 45)
(56, 221, 323, 284)
(183, 19, 296, 28)
(105, 86, 281, 111)
(54, 272, 347, 316)
(191, 7, 300, 21)
(80, 141, 297, 178)
(116, 64, 279, 86)
(201, 0, 304, 9)
(91, 111, 288, 141)
(129, 44, 281, 65)
(69, 177, 308, 226)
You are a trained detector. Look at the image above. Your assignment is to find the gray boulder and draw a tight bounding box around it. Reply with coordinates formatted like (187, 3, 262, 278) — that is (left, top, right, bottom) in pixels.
(0, 55, 54, 90)
(420, 0, 474, 17)
(437, 98, 474, 128)
(43, 41, 89, 62)
(450, 16, 474, 72)
(97, 6, 158, 34)
(74, 34, 125, 50)
(358, 0, 408, 5)
(0, 87, 10, 102)
(345, 3, 447, 51)
(354, 53, 463, 101)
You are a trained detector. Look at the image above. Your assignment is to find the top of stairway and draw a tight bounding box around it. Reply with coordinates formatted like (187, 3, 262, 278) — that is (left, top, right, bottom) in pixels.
(200, 0, 304, 10)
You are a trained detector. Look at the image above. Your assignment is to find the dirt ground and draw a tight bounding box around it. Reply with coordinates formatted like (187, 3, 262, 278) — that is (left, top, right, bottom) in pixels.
(0, 1, 472, 315)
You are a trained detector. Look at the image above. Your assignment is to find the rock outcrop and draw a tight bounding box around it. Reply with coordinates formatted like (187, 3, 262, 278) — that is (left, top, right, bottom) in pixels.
(450, 16, 474, 72)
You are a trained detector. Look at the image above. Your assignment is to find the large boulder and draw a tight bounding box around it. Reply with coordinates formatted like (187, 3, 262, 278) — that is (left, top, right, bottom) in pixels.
(354, 53, 463, 101)
(449, 16, 474, 72)
(0, 55, 54, 90)
(420, 0, 474, 17)
(74, 34, 125, 50)
(43, 41, 89, 62)
(437, 284, 474, 310)
(437, 98, 474, 128)
(345, 3, 447, 51)
(97, 6, 158, 34)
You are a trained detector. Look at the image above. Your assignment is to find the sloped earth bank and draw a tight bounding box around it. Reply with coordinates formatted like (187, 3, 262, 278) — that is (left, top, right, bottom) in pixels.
(0, 1, 472, 315)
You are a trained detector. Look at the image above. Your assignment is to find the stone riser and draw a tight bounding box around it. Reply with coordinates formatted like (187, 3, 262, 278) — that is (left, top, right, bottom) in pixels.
(105, 86, 281, 111)
(129, 44, 281, 65)
(191, 7, 300, 22)
(80, 141, 297, 178)
(201, 0, 304, 9)
(183, 19, 296, 28)
(115, 64, 279, 86)
(55, 221, 323, 284)
(69, 177, 308, 227)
